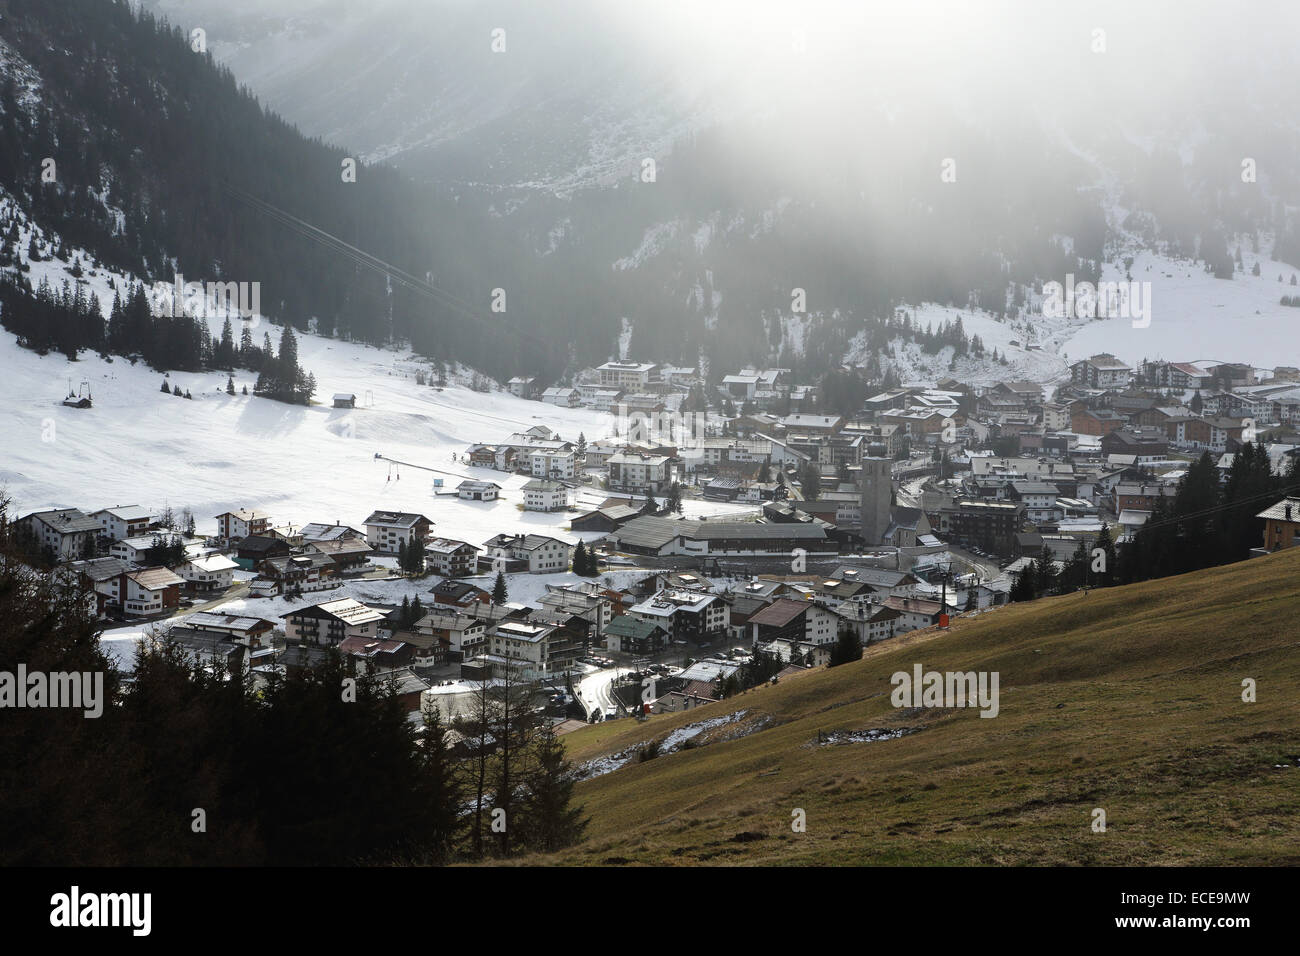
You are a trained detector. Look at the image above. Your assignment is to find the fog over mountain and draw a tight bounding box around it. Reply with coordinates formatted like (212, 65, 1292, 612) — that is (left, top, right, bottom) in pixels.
(27, 0, 1300, 379)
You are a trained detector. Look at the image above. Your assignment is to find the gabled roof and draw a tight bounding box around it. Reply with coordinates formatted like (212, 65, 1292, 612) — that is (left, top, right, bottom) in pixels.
(283, 598, 386, 626)
(126, 567, 185, 591)
(1256, 497, 1300, 522)
(188, 554, 240, 573)
(363, 510, 432, 528)
(299, 523, 365, 541)
(91, 505, 152, 522)
(424, 537, 479, 555)
(65, 556, 128, 580)
(748, 598, 813, 628)
(25, 509, 101, 534)
(605, 616, 667, 639)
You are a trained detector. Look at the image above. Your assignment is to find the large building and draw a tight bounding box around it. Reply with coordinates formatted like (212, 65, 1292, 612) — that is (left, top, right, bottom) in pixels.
(606, 516, 834, 557)
(597, 361, 659, 390)
(363, 511, 433, 554)
(282, 598, 387, 646)
(21, 509, 101, 561)
(1070, 354, 1132, 389)
(607, 452, 673, 494)
(215, 509, 271, 545)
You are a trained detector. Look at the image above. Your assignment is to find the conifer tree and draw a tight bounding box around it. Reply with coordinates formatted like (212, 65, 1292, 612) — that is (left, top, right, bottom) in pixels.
(516, 723, 588, 854)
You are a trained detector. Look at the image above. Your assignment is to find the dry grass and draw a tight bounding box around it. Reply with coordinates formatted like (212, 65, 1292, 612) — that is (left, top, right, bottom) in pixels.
(508, 548, 1300, 866)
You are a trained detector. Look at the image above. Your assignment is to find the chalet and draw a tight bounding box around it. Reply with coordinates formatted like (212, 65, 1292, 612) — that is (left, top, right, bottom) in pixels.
(89, 505, 153, 541)
(725, 593, 775, 641)
(615, 394, 668, 419)
(1256, 498, 1300, 551)
(305, 537, 373, 572)
(758, 638, 826, 667)
(570, 505, 639, 533)
(332, 393, 356, 408)
(607, 452, 673, 494)
(261, 553, 335, 592)
(375, 670, 432, 713)
(810, 576, 873, 608)
(991, 381, 1045, 405)
(837, 601, 904, 644)
(110, 532, 192, 567)
(61, 557, 129, 618)
(1100, 428, 1168, 461)
(429, 579, 492, 611)
(465, 444, 499, 468)
(747, 598, 840, 646)
(481, 533, 573, 574)
(507, 376, 537, 399)
(363, 510, 433, 554)
(829, 566, 920, 599)
(423, 538, 481, 577)
(1205, 417, 1247, 453)
(457, 479, 501, 502)
(21, 509, 101, 561)
(479, 620, 575, 679)
(122, 566, 186, 618)
(1070, 354, 1132, 389)
(1144, 360, 1213, 390)
(582, 438, 625, 467)
(180, 553, 239, 592)
(267, 525, 305, 549)
(630, 589, 729, 644)
(1005, 481, 1062, 524)
(522, 479, 570, 512)
(604, 615, 669, 655)
(413, 610, 489, 658)
(540, 386, 580, 407)
(171, 611, 275, 648)
(576, 385, 624, 411)
(881, 595, 945, 632)
(282, 598, 387, 646)
(216, 509, 271, 545)
(338, 635, 413, 674)
(299, 522, 366, 543)
(234, 534, 291, 567)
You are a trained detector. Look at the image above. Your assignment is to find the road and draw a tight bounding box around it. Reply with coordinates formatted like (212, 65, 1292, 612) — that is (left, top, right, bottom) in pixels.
(944, 545, 1002, 581)
(575, 666, 620, 720)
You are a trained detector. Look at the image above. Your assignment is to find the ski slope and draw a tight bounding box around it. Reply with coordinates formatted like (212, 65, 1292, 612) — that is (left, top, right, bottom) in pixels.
(0, 315, 747, 546)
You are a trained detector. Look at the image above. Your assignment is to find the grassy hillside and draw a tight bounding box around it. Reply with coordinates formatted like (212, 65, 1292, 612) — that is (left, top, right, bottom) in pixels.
(526, 548, 1300, 865)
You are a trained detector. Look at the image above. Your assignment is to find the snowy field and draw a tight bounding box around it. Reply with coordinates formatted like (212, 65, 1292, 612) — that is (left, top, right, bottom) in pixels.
(0, 302, 748, 545)
(1060, 247, 1300, 369)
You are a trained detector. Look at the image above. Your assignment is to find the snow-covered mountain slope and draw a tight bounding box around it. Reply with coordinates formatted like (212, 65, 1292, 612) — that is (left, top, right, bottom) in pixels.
(144, 0, 722, 191)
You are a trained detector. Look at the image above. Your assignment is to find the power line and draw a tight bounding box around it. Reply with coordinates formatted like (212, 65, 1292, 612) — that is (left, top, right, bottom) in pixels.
(220, 182, 559, 357)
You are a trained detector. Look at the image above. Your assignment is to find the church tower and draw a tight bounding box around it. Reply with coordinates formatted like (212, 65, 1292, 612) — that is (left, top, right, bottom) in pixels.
(859, 452, 893, 546)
